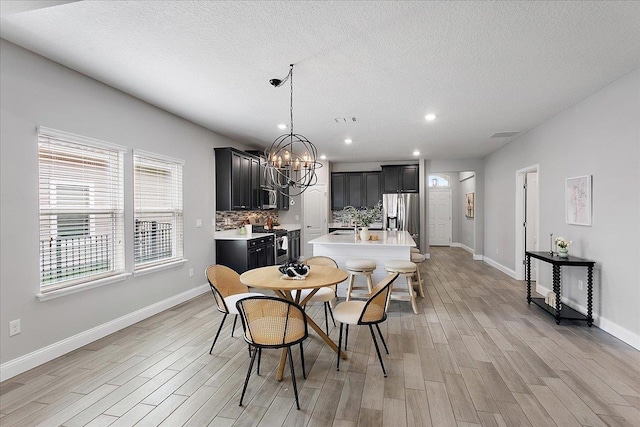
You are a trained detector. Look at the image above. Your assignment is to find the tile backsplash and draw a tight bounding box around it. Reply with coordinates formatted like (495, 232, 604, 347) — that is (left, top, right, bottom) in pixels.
(331, 210, 382, 225)
(216, 211, 279, 231)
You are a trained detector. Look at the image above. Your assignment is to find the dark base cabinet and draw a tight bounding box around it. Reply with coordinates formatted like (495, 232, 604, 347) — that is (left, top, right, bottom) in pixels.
(216, 235, 275, 274)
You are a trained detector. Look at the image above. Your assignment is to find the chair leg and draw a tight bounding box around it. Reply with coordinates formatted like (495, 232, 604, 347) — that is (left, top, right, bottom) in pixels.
(416, 266, 425, 297)
(345, 324, 349, 351)
(231, 314, 238, 337)
(375, 323, 389, 354)
(337, 323, 344, 371)
(324, 302, 329, 335)
(210, 313, 228, 354)
(239, 344, 258, 406)
(247, 344, 252, 358)
(406, 275, 418, 314)
(327, 302, 336, 327)
(257, 348, 262, 376)
(300, 342, 306, 379)
(287, 347, 300, 410)
(346, 274, 355, 301)
(369, 325, 387, 377)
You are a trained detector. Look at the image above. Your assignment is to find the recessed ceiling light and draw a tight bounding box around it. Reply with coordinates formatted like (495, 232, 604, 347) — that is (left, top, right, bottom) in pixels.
(344, 139, 352, 144)
(320, 154, 327, 160)
(413, 150, 420, 156)
(425, 114, 436, 121)
(278, 124, 287, 129)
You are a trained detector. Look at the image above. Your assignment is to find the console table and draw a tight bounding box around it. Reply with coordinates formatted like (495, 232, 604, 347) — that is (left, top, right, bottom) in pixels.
(525, 251, 595, 326)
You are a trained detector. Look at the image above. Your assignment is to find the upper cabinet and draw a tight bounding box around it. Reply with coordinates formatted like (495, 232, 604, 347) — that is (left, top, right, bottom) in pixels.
(381, 165, 419, 193)
(331, 171, 381, 209)
(215, 147, 261, 210)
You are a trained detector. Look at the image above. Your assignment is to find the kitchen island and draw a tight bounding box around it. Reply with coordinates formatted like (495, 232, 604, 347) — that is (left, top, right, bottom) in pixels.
(308, 230, 416, 297)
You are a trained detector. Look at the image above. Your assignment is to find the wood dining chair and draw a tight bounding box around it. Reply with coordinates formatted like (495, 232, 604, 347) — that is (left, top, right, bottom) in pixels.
(236, 296, 309, 410)
(205, 264, 263, 354)
(333, 272, 399, 377)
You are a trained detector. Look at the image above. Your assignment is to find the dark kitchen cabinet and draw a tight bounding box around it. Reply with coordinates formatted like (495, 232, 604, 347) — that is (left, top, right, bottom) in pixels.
(381, 165, 419, 193)
(287, 229, 301, 262)
(331, 173, 347, 210)
(331, 171, 381, 209)
(215, 147, 261, 210)
(276, 170, 290, 211)
(364, 172, 382, 207)
(346, 173, 364, 208)
(216, 235, 275, 274)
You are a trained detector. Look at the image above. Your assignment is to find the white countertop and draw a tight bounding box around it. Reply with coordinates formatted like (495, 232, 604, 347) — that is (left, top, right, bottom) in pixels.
(273, 223, 301, 231)
(215, 230, 274, 240)
(309, 230, 415, 247)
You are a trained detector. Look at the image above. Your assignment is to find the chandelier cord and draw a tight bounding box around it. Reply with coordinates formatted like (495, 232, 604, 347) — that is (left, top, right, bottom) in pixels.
(289, 64, 294, 135)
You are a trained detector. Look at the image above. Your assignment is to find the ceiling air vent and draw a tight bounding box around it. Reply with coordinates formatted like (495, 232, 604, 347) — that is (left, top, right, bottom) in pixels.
(334, 117, 357, 123)
(490, 131, 520, 138)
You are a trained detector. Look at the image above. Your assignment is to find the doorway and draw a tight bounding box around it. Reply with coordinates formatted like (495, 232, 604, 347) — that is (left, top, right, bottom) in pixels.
(429, 189, 451, 246)
(515, 165, 539, 281)
(302, 184, 327, 259)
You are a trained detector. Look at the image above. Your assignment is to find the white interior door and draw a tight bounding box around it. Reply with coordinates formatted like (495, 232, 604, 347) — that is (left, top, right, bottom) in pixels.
(429, 189, 451, 246)
(525, 172, 538, 281)
(303, 184, 326, 259)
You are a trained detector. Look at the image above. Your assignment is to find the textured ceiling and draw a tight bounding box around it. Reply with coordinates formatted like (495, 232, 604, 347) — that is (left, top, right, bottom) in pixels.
(2, 1, 639, 162)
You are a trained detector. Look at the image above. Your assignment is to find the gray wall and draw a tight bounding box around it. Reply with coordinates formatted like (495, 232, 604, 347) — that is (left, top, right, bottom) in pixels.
(483, 67, 640, 345)
(0, 40, 252, 364)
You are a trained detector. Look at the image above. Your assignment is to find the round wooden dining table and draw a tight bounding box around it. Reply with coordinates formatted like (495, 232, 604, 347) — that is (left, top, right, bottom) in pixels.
(240, 264, 348, 381)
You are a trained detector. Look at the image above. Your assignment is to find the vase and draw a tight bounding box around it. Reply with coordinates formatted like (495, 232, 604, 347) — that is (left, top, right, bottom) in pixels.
(558, 248, 569, 258)
(359, 227, 370, 241)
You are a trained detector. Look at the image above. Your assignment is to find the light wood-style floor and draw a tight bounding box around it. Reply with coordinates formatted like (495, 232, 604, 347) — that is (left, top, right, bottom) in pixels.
(2, 247, 640, 427)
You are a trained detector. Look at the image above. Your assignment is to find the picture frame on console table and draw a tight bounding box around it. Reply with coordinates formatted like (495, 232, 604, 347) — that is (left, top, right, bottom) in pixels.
(565, 175, 592, 226)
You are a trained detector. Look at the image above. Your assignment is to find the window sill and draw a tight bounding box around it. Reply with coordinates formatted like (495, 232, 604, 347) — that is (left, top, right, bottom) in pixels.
(133, 258, 188, 277)
(37, 273, 131, 301)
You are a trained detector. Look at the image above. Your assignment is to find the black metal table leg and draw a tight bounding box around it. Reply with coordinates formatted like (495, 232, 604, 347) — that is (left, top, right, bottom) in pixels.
(587, 266, 593, 327)
(526, 255, 532, 304)
(553, 265, 561, 324)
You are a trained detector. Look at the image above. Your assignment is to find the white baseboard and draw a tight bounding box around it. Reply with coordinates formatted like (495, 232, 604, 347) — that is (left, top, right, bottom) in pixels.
(482, 256, 517, 279)
(473, 254, 483, 261)
(535, 283, 640, 351)
(450, 242, 461, 248)
(0, 284, 209, 382)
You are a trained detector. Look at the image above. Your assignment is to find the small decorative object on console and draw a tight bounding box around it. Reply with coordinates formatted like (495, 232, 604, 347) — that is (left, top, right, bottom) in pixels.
(555, 237, 571, 258)
(279, 262, 310, 280)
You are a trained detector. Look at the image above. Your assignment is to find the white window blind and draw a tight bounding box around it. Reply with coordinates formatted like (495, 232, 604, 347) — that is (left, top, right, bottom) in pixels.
(133, 151, 184, 270)
(38, 127, 125, 293)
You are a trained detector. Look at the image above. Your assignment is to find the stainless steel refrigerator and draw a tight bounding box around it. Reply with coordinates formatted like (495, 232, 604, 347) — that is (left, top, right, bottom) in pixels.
(382, 193, 420, 248)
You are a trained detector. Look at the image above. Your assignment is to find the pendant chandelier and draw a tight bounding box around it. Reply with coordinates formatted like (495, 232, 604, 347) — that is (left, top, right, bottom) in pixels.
(264, 64, 321, 197)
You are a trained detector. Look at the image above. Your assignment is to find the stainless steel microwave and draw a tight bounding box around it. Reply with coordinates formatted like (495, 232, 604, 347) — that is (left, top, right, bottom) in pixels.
(261, 188, 277, 210)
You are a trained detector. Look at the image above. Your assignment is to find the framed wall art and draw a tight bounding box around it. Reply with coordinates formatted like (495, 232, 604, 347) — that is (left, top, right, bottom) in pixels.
(465, 192, 475, 218)
(565, 175, 592, 226)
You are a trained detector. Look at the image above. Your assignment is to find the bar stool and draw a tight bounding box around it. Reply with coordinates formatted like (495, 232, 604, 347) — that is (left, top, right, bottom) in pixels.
(410, 252, 425, 298)
(411, 247, 420, 254)
(345, 259, 377, 301)
(384, 260, 418, 314)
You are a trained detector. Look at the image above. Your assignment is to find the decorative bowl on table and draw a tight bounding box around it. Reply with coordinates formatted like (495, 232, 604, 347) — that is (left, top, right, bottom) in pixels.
(278, 263, 310, 280)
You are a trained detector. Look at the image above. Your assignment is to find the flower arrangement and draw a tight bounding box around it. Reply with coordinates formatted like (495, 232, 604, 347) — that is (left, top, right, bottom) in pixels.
(555, 237, 571, 249)
(343, 201, 382, 227)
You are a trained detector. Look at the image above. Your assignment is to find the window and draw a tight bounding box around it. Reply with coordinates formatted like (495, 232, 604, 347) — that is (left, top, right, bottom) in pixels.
(133, 151, 184, 271)
(429, 173, 450, 187)
(38, 127, 125, 294)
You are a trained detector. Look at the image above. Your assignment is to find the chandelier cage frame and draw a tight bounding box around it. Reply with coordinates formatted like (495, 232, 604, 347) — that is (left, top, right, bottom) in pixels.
(264, 64, 322, 197)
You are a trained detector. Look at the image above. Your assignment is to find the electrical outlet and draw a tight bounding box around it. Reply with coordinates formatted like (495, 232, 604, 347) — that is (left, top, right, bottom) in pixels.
(9, 319, 21, 336)
(196, 219, 202, 228)
(578, 280, 584, 291)
(189, 268, 194, 278)
(496, 248, 499, 254)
